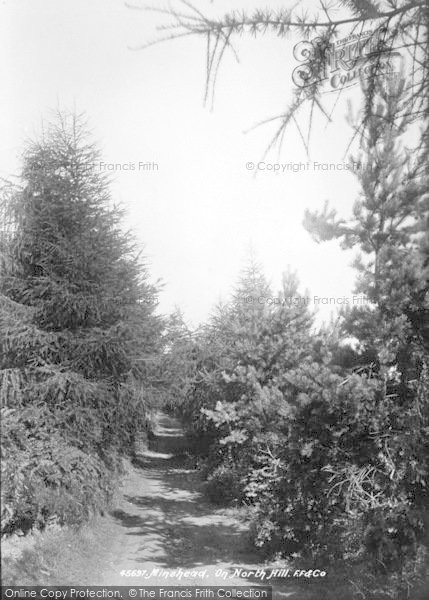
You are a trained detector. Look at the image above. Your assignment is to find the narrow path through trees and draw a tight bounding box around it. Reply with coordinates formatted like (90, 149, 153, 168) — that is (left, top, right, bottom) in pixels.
(99, 413, 263, 586)
(97, 414, 313, 598)
(3, 413, 323, 598)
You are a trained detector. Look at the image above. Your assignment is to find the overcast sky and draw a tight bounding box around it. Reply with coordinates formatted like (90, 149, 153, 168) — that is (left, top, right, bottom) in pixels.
(1, 0, 372, 327)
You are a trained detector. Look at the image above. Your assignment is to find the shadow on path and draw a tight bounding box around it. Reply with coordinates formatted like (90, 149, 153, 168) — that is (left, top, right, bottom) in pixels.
(102, 413, 317, 598)
(110, 413, 252, 570)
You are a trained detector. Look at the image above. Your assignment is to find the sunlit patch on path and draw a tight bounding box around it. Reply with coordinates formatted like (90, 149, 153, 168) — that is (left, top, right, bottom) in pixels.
(98, 413, 311, 598)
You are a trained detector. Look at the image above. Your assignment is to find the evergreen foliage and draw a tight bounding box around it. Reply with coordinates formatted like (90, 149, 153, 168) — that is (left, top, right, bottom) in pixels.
(165, 79, 429, 597)
(138, 0, 428, 151)
(0, 112, 163, 535)
(1, 61, 427, 600)
(302, 77, 429, 580)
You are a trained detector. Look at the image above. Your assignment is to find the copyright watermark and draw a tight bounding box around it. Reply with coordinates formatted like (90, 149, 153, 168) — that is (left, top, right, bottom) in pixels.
(246, 161, 374, 173)
(25, 160, 159, 174)
(292, 25, 402, 93)
(241, 295, 375, 307)
(95, 161, 159, 172)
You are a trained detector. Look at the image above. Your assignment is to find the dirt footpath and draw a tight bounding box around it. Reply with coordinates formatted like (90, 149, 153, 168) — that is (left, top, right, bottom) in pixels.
(2, 413, 323, 598)
(99, 413, 267, 587)
(95, 413, 326, 598)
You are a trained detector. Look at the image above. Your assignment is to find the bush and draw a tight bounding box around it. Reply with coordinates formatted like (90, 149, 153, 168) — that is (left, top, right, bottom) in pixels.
(205, 464, 244, 505)
(1, 407, 119, 535)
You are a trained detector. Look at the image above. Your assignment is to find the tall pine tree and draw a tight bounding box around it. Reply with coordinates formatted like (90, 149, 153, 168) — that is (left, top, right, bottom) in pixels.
(0, 112, 163, 534)
(303, 77, 429, 577)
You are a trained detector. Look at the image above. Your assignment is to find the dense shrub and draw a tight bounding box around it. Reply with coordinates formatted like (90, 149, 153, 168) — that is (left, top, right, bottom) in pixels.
(1, 407, 118, 535)
(205, 464, 244, 505)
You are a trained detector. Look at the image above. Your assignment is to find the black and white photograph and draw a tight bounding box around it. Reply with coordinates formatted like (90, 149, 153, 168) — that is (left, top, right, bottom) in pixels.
(1, 1, 428, 598)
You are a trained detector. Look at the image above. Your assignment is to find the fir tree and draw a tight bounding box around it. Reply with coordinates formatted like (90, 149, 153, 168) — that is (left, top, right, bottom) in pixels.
(0, 112, 163, 534)
(184, 257, 316, 503)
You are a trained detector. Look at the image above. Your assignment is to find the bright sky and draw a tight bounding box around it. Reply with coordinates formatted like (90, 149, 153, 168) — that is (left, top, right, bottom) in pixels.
(1, 0, 374, 327)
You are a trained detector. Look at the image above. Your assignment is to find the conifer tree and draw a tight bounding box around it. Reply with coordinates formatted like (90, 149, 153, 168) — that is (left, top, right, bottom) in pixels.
(0, 112, 162, 534)
(185, 257, 316, 503)
(302, 77, 429, 576)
